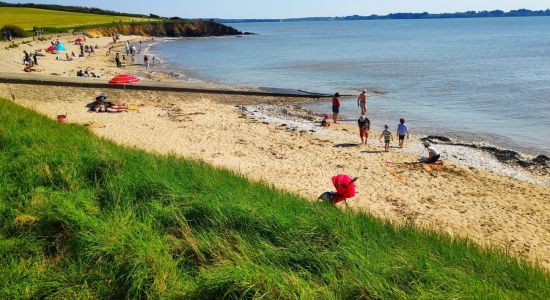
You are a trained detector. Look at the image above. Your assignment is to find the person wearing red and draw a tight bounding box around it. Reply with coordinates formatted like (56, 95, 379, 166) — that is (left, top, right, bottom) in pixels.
(331, 92, 341, 124)
(358, 115, 370, 145)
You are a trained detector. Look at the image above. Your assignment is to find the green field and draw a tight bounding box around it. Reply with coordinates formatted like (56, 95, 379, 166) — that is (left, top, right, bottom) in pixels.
(0, 7, 151, 30)
(0, 97, 549, 298)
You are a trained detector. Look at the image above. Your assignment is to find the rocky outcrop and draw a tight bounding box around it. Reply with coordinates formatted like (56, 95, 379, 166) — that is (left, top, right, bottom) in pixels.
(83, 21, 243, 38)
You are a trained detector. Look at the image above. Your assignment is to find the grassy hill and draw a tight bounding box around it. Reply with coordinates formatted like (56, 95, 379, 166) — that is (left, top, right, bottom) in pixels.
(0, 97, 549, 298)
(0, 7, 152, 30)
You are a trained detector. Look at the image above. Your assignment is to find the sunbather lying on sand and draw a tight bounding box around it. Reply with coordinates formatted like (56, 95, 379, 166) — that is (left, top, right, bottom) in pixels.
(106, 102, 129, 113)
(23, 65, 36, 72)
(88, 94, 129, 113)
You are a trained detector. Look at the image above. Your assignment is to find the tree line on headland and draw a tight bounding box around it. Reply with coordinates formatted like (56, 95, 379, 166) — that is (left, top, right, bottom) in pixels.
(216, 9, 550, 23)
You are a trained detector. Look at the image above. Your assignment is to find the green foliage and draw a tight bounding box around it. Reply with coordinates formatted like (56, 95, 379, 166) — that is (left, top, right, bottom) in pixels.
(0, 7, 152, 30)
(0, 98, 549, 299)
(1, 24, 28, 37)
(0, 1, 152, 18)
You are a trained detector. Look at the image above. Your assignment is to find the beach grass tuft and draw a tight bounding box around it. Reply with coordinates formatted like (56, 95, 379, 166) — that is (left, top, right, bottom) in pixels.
(0, 97, 549, 298)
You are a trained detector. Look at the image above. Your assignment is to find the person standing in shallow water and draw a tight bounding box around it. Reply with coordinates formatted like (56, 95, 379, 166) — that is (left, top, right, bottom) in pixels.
(357, 89, 367, 115)
(332, 92, 341, 124)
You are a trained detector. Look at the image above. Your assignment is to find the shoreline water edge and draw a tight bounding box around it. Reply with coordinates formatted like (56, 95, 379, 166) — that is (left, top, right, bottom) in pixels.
(1, 32, 547, 186)
(144, 37, 549, 186)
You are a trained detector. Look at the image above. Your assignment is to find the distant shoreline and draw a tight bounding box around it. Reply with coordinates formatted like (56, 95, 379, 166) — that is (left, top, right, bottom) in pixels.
(215, 9, 550, 23)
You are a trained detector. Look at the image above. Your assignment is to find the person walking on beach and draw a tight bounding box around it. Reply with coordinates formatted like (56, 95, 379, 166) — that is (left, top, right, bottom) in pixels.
(396, 118, 409, 148)
(22, 50, 31, 64)
(144, 54, 149, 69)
(115, 53, 121, 68)
(332, 92, 341, 124)
(357, 89, 367, 115)
(379, 125, 393, 152)
(358, 115, 370, 145)
(420, 141, 441, 164)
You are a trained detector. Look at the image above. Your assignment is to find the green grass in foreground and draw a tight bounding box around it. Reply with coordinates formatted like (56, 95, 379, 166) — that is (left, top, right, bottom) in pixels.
(0, 7, 152, 30)
(0, 97, 549, 299)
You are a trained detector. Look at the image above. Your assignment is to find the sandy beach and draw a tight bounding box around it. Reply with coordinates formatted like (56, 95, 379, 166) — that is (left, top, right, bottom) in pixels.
(1, 34, 549, 269)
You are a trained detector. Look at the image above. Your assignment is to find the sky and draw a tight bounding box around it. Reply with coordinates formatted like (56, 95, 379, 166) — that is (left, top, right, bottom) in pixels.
(4, 0, 550, 19)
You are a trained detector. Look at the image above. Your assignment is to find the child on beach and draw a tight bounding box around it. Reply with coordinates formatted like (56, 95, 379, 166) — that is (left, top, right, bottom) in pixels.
(321, 114, 331, 127)
(397, 118, 409, 148)
(358, 115, 370, 145)
(379, 125, 393, 152)
(332, 93, 341, 124)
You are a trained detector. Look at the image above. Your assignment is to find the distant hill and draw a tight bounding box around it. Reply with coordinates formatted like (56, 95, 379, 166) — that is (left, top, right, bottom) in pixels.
(216, 9, 550, 23)
(0, 1, 157, 18)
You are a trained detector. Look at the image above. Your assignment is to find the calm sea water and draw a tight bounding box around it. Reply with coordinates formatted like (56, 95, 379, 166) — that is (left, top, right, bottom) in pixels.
(151, 17, 550, 156)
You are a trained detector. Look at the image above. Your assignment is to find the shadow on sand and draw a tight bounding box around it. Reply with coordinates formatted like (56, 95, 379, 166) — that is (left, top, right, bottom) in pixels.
(334, 143, 361, 148)
(361, 150, 385, 154)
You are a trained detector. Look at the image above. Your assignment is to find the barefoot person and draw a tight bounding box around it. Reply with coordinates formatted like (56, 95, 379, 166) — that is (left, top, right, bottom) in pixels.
(357, 89, 367, 115)
(358, 115, 370, 145)
(420, 141, 441, 163)
(321, 114, 331, 127)
(332, 93, 341, 124)
(396, 118, 409, 148)
(379, 125, 393, 152)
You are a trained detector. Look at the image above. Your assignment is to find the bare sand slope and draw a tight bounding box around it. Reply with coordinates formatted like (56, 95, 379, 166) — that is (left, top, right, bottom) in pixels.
(1, 83, 549, 269)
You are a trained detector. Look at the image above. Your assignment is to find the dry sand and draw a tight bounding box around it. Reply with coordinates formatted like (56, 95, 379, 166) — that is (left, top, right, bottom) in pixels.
(1, 34, 549, 269)
(0, 34, 144, 79)
(1, 83, 549, 269)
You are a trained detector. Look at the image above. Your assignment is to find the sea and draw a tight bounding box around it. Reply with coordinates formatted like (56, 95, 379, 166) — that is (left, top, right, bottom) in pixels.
(150, 17, 550, 157)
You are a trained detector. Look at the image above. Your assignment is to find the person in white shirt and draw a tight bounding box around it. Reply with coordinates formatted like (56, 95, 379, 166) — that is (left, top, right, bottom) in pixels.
(421, 141, 440, 163)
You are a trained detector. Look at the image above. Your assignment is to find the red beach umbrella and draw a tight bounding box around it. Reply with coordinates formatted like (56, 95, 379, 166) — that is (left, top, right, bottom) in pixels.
(331, 174, 357, 203)
(109, 74, 140, 85)
(46, 45, 56, 52)
(74, 38, 83, 44)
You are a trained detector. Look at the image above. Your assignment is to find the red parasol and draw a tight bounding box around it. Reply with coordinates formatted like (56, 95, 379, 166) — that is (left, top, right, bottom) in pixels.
(330, 174, 357, 203)
(74, 38, 83, 44)
(46, 45, 56, 52)
(109, 74, 140, 85)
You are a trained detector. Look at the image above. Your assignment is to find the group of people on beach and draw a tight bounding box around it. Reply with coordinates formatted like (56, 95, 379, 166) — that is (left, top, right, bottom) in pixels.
(32, 27, 45, 40)
(326, 90, 440, 163)
(111, 40, 154, 69)
(22, 50, 40, 72)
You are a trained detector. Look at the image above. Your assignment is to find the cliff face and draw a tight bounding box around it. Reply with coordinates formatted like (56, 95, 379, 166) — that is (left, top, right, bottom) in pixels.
(84, 21, 243, 38)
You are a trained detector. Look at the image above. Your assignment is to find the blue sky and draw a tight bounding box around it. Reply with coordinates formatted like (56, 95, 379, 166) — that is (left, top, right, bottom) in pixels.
(5, 0, 550, 18)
